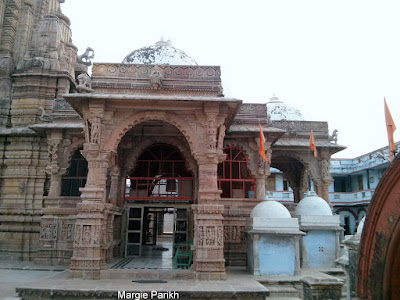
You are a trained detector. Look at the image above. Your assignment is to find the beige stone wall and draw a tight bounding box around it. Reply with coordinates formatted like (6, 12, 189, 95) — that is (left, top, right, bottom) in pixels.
(0, 135, 47, 260)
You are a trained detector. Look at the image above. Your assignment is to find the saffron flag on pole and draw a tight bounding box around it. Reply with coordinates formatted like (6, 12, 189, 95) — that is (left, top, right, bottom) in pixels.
(384, 98, 397, 162)
(259, 124, 268, 163)
(310, 130, 317, 158)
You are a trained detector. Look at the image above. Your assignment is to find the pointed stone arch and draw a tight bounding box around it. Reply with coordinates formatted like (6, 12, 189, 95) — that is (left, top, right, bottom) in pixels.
(103, 111, 202, 157)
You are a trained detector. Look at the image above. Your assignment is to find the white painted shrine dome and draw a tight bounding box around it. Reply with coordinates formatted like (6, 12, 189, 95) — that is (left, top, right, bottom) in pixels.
(295, 191, 332, 216)
(251, 194, 291, 218)
(122, 40, 198, 65)
(356, 216, 365, 235)
(267, 95, 304, 121)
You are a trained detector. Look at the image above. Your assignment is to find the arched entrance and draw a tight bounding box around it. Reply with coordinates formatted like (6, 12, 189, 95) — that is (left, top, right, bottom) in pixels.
(123, 143, 194, 268)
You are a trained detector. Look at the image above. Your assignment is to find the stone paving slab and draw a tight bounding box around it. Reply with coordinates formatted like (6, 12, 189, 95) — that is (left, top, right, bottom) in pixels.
(13, 268, 269, 299)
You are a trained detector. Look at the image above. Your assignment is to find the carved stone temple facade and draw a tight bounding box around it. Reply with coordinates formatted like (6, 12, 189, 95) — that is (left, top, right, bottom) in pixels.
(0, 0, 344, 279)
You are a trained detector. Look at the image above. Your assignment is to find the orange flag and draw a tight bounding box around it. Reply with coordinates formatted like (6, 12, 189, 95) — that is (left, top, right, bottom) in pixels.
(310, 130, 317, 158)
(259, 124, 268, 163)
(384, 98, 397, 162)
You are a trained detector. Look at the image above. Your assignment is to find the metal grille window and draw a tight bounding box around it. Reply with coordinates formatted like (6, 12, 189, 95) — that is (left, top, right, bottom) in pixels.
(125, 144, 194, 202)
(61, 149, 88, 196)
(218, 147, 255, 198)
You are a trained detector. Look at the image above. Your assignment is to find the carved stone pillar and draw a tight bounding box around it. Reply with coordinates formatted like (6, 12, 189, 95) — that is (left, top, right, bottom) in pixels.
(192, 204, 226, 280)
(315, 151, 334, 204)
(46, 131, 63, 198)
(69, 143, 112, 280)
(193, 151, 226, 279)
(108, 166, 120, 206)
(255, 175, 266, 200)
(314, 179, 333, 204)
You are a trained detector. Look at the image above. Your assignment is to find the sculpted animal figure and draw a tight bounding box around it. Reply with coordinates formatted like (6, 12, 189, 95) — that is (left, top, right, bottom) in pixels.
(77, 47, 94, 66)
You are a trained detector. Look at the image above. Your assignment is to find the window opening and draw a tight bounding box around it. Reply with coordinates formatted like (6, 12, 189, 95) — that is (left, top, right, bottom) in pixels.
(218, 147, 255, 198)
(125, 144, 194, 202)
(61, 149, 88, 196)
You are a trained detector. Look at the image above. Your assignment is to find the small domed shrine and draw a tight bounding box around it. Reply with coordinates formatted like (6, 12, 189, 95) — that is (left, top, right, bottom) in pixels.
(295, 192, 342, 268)
(246, 194, 304, 276)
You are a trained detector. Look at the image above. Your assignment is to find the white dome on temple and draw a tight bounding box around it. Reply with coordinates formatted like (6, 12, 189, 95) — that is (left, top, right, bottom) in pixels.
(122, 40, 198, 65)
(251, 194, 291, 218)
(267, 95, 304, 121)
(295, 191, 332, 216)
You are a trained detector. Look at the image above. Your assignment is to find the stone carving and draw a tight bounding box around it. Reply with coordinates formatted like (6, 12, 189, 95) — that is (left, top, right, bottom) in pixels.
(74, 225, 82, 244)
(93, 225, 100, 245)
(197, 226, 204, 246)
(84, 116, 101, 144)
(329, 129, 338, 144)
(206, 227, 215, 246)
(77, 47, 94, 66)
(38, 107, 54, 122)
(217, 227, 223, 246)
(149, 67, 163, 90)
(40, 221, 58, 240)
(217, 124, 226, 150)
(321, 159, 331, 181)
(76, 73, 94, 93)
(207, 118, 217, 150)
(82, 225, 91, 244)
(223, 225, 246, 243)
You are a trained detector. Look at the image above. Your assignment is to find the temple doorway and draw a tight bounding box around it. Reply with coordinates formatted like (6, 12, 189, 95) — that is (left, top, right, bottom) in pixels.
(125, 205, 190, 258)
(121, 143, 194, 268)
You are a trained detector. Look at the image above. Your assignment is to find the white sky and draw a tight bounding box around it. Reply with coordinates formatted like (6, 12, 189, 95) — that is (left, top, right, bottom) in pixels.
(62, 0, 400, 158)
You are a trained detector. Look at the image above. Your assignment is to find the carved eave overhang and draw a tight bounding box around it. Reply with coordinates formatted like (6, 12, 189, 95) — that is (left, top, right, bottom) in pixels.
(90, 63, 224, 95)
(29, 122, 83, 134)
(226, 125, 285, 145)
(63, 93, 242, 126)
(0, 127, 37, 136)
(272, 139, 346, 155)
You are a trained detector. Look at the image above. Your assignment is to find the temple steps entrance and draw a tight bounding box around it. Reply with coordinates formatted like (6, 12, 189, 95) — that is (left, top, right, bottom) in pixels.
(124, 205, 192, 270)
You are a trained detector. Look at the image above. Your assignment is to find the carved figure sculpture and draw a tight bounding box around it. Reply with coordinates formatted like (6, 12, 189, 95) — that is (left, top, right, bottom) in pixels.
(38, 107, 54, 122)
(90, 117, 101, 144)
(329, 129, 338, 144)
(76, 73, 94, 93)
(77, 47, 94, 66)
(217, 124, 226, 150)
(149, 67, 163, 90)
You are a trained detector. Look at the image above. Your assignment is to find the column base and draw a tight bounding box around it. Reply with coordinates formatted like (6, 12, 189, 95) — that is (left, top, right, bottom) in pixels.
(196, 271, 227, 280)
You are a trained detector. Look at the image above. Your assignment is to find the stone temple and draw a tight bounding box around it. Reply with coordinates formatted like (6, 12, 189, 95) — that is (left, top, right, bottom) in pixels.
(0, 0, 346, 281)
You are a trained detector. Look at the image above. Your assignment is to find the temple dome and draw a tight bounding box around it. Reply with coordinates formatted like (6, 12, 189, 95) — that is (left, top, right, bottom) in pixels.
(267, 95, 304, 121)
(251, 194, 291, 218)
(122, 40, 198, 65)
(295, 191, 332, 216)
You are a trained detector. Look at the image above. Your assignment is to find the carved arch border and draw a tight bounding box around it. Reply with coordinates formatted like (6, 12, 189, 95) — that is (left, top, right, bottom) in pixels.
(103, 111, 202, 157)
(224, 141, 258, 179)
(60, 138, 85, 175)
(271, 151, 320, 182)
(120, 136, 197, 179)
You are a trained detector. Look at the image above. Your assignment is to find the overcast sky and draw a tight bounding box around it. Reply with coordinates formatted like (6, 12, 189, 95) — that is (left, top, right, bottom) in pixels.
(62, 0, 400, 158)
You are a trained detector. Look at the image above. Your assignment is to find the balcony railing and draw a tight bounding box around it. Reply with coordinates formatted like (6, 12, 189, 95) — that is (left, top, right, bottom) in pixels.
(329, 189, 375, 204)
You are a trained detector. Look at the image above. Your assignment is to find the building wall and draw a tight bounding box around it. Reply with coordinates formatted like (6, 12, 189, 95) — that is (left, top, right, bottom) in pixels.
(258, 235, 295, 276)
(303, 231, 336, 267)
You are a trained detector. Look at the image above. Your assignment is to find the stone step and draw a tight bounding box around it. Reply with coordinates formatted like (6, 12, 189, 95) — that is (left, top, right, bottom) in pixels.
(268, 298, 301, 300)
(16, 288, 269, 300)
(266, 285, 300, 297)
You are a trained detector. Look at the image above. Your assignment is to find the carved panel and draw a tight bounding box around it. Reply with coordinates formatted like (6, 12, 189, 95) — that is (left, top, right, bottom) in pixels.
(223, 225, 246, 243)
(40, 220, 58, 240)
